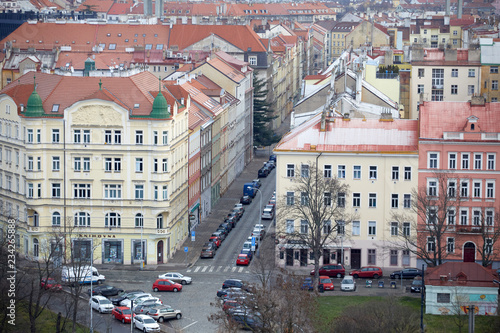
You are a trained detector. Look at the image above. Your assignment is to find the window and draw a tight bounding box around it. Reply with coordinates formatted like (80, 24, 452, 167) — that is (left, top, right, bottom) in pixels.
(468, 69, 475, 77)
(403, 222, 411, 236)
(391, 194, 399, 208)
(52, 129, 60, 143)
(286, 164, 295, 177)
(301, 164, 309, 177)
(437, 293, 450, 303)
(391, 222, 398, 236)
(474, 153, 482, 170)
(74, 212, 90, 227)
(486, 238, 493, 254)
(323, 220, 332, 234)
(338, 165, 345, 178)
(83, 157, 90, 172)
(390, 250, 398, 266)
(429, 152, 438, 168)
(417, 84, 424, 94)
(404, 167, 411, 180)
(74, 184, 91, 198)
(461, 180, 469, 198)
(136, 158, 143, 172)
(301, 192, 309, 206)
(135, 213, 144, 227)
(352, 193, 360, 207)
(392, 166, 399, 180)
(460, 209, 468, 225)
(52, 212, 61, 226)
(249, 56, 257, 66)
(486, 181, 495, 198)
(286, 192, 295, 206)
(432, 69, 444, 88)
(451, 68, 458, 77)
(368, 249, 376, 265)
(324, 165, 332, 178)
(337, 220, 345, 235)
(428, 180, 437, 196)
(27, 183, 34, 198)
(487, 153, 495, 170)
(52, 156, 60, 171)
(323, 192, 331, 206)
(135, 130, 143, 144)
(153, 159, 159, 173)
(468, 85, 475, 95)
(114, 158, 121, 171)
(153, 131, 158, 145)
(369, 193, 377, 207)
(428, 207, 437, 225)
(36, 129, 41, 143)
(114, 130, 121, 144)
(353, 165, 361, 179)
(74, 157, 81, 171)
(492, 80, 498, 90)
(284, 219, 295, 233)
(427, 237, 436, 252)
(451, 85, 458, 95)
(448, 180, 456, 197)
(81, 130, 90, 143)
(162, 159, 168, 172)
(104, 184, 121, 199)
(300, 220, 308, 234)
(105, 158, 112, 171)
(352, 221, 360, 236)
(472, 209, 481, 226)
(52, 183, 61, 198)
(369, 166, 377, 179)
(337, 192, 345, 207)
(105, 130, 112, 144)
(449, 153, 456, 169)
(491, 66, 499, 74)
(403, 194, 411, 208)
(157, 215, 163, 229)
(445, 238, 455, 253)
(74, 129, 81, 143)
(473, 181, 481, 198)
(154, 186, 158, 200)
(162, 131, 168, 145)
(162, 185, 168, 200)
(448, 208, 456, 225)
(462, 153, 469, 169)
(105, 212, 121, 227)
(418, 68, 424, 78)
(27, 129, 34, 143)
(368, 221, 376, 236)
(28, 156, 34, 171)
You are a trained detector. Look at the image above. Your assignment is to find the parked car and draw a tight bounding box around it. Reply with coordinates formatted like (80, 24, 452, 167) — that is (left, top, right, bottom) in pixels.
(268, 197, 276, 206)
(410, 277, 423, 293)
(109, 290, 144, 305)
(133, 314, 160, 332)
(251, 228, 265, 240)
(88, 285, 124, 297)
(147, 305, 182, 322)
(217, 287, 242, 298)
(320, 276, 334, 291)
(224, 216, 237, 228)
(157, 272, 192, 285)
(233, 206, 245, 217)
(242, 241, 253, 252)
(390, 268, 423, 279)
(240, 248, 253, 261)
(216, 228, 229, 239)
(112, 306, 132, 324)
(264, 204, 275, 214)
(301, 277, 314, 291)
(152, 279, 182, 292)
(200, 243, 216, 258)
(222, 279, 252, 291)
(212, 231, 226, 242)
(40, 278, 62, 291)
(134, 302, 162, 314)
(257, 167, 269, 178)
(349, 266, 383, 279)
(228, 310, 263, 330)
(234, 203, 245, 212)
(227, 211, 240, 222)
(218, 223, 232, 233)
(120, 293, 152, 307)
(133, 297, 162, 307)
(340, 277, 356, 291)
(311, 264, 345, 278)
(240, 195, 253, 205)
(269, 154, 276, 162)
(90, 295, 114, 313)
(236, 254, 250, 266)
(209, 236, 221, 248)
(261, 208, 274, 220)
(251, 179, 262, 188)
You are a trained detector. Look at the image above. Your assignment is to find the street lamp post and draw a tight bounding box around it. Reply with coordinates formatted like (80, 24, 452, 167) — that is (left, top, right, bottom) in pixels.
(140, 199, 144, 270)
(252, 186, 263, 257)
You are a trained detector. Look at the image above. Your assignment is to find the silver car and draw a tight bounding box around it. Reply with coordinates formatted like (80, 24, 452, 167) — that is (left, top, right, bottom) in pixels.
(157, 272, 192, 285)
(341, 277, 356, 291)
(147, 305, 182, 322)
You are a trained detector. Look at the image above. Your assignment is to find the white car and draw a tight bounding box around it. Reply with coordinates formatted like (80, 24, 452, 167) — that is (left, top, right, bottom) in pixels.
(89, 295, 114, 313)
(120, 293, 152, 307)
(157, 272, 192, 285)
(341, 277, 357, 291)
(134, 296, 162, 307)
(261, 208, 274, 220)
(133, 314, 160, 332)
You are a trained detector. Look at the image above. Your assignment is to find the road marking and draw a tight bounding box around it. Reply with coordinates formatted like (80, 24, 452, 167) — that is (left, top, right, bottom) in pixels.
(224, 266, 230, 272)
(231, 267, 236, 272)
(209, 266, 214, 272)
(194, 266, 201, 273)
(238, 267, 244, 273)
(201, 266, 208, 272)
(181, 321, 198, 330)
(216, 266, 222, 272)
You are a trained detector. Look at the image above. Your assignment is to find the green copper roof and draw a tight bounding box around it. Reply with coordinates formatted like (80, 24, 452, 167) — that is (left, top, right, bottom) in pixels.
(150, 78, 170, 119)
(24, 75, 45, 117)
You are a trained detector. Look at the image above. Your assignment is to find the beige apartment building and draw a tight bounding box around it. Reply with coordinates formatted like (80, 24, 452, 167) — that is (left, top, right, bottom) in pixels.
(0, 71, 189, 265)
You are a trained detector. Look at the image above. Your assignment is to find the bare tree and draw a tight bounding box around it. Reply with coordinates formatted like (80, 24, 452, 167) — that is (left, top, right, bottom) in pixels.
(276, 161, 353, 289)
(474, 209, 500, 267)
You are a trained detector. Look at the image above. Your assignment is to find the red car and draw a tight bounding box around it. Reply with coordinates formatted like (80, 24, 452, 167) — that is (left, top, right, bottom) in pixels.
(236, 254, 250, 266)
(40, 278, 62, 291)
(152, 279, 183, 292)
(209, 236, 221, 248)
(349, 266, 383, 279)
(319, 276, 334, 291)
(112, 306, 133, 324)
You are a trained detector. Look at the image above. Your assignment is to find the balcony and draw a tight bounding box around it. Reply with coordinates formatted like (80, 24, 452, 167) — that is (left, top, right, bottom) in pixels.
(456, 225, 491, 234)
(375, 72, 399, 79)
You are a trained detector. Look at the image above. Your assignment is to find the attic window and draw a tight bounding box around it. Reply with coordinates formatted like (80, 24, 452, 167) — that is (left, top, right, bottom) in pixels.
(118, 33, 122, 37)
(145, 44, 153, 50)
(109, 44, 116, 50)
(86, 41, 90, 44)
(51, 104, 60, 112)
(186, 10, 189, 14)
(125, 39, 129, 42)
(178, 10, 181, 13)
(107, 33, 111, 37)
(56, 41, 59, 44)
(134, 34, 138, 37)
(99, 43, 105, 49)
(26, 40, 29, 43)
(12, 39, 16, 43)
(471, 124, 475, 130)
(134, 104, 140, 108)
(39, 40, 42, 43)
(156, 44, 164, 50)
(154, 34, 158, 37)
(72, 41, 75, 44)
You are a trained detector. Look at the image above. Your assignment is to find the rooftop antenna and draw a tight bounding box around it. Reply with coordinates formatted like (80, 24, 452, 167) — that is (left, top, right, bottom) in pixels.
(99, 79, 102, 90)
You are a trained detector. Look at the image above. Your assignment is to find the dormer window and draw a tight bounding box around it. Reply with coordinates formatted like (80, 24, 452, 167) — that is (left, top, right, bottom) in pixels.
(471, 124, 475, 130)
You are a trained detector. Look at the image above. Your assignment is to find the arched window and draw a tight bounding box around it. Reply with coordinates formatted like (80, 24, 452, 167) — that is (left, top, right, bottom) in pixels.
(33, 238, 39, 258)
(105, 212, 121, 228)
(52, 212, 61, 226)
(74, 212, 90, 227)
(135, 213, 144, 228)
(156, 214, 163, 229)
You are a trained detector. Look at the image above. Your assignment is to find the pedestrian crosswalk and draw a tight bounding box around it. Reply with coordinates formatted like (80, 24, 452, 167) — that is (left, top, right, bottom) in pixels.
(186, 265, 250, 274)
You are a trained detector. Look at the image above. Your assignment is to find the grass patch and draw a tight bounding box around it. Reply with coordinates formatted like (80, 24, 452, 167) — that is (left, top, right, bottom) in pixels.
(317, 295, 500, 332)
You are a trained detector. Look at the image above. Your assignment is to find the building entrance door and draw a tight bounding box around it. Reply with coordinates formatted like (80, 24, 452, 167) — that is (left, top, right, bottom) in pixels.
(323, 249, 330, 265)
(157, 240, 163, 264)
(463, 242, 476, 262)
(351, 249, 361, 269)
(286, 249, 294, 266)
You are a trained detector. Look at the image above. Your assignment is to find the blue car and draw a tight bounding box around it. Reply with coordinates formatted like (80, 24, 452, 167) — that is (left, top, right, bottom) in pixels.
(240, 248, 253, 261)
(301, 277, 313, 291)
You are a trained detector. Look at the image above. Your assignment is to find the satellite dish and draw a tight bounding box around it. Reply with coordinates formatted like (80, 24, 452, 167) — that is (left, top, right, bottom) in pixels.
(70, 66, 74, 73)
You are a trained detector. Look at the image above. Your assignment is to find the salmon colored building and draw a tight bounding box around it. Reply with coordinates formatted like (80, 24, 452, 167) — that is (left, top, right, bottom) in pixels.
(418, 98, 500, 268)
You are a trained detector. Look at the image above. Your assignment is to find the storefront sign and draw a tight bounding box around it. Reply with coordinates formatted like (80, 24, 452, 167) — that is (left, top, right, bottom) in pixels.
(287, 240, 306, 245)
(78, 234, 116, 238)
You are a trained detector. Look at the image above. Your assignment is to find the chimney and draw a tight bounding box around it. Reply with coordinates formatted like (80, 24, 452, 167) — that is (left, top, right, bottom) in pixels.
(458, 0, 463, 19)
(471, 95, 485, 106)
(445, 0, 450, 16)
(380, 111, 393, 121)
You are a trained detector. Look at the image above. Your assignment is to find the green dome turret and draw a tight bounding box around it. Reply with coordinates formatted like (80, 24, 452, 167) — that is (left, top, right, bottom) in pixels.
(150, 77, 170, 119)
(25, 75, 45, 117)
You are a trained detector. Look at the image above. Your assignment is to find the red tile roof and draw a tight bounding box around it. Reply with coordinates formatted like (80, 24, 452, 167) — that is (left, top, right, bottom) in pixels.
(419, 101, 500, 140)
(56, 52, 135, 69)
(426, 262, 496, 288)
(76, 0, 115, 13)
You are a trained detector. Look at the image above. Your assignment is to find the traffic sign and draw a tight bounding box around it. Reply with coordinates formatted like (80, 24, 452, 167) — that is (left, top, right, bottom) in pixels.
(251, 237, 256, 246)
(191, 231, 195, 241)
(184, 247, 188, 252)
(251, 245, 256, 252)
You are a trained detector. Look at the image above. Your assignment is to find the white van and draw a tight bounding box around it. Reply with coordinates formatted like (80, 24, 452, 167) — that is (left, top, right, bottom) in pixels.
(61, 265, 105, 285)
